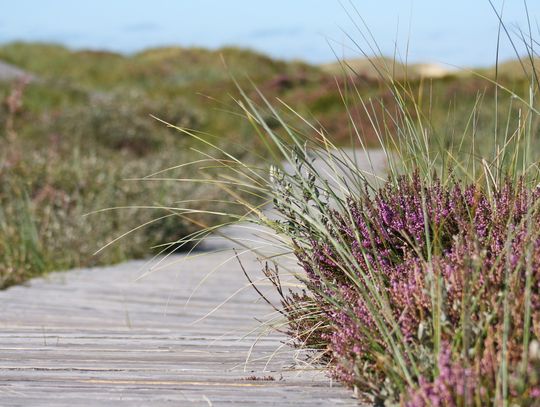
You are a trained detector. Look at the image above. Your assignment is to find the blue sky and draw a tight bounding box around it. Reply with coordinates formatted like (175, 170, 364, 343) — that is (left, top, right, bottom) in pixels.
(1, 1, 539, 67)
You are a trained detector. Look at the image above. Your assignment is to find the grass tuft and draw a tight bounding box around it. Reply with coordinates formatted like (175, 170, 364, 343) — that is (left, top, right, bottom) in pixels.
(152, 7, 540, 405)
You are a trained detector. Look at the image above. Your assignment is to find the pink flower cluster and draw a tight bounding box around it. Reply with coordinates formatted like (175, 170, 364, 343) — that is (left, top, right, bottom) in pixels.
(405, 344, 477, 407)
(285, 173, 540, 403)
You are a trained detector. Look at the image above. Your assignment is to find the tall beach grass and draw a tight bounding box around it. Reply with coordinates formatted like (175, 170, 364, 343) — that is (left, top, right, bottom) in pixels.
(148, 7, 540, 405)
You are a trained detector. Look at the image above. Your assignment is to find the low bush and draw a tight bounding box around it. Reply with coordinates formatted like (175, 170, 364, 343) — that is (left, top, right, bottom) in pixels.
(273, 168, 540, 404)
(0, 145, 232, 288)
(55, 92, 202, 156)
(170, 22, 540, 404)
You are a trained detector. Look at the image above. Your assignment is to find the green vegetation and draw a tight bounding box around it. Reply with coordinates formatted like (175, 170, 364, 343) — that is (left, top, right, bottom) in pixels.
(171, 62, 540, 403)
(151, 22, 540, 405)
(0, 41, 534, 293)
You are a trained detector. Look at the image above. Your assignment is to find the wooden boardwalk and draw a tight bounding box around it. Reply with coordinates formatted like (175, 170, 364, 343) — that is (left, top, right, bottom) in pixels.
(0, 150, 385, 406)
(0, 249, 361, 406)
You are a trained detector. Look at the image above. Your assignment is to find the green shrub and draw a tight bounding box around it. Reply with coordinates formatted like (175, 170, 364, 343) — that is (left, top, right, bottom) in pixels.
(49, 92, 202, 156)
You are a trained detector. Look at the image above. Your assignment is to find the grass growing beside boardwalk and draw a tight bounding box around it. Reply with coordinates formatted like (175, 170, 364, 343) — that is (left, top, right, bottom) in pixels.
(194, 88, 540, 405)
(158, 22, 540, 407)
(264, 91, 540, 404)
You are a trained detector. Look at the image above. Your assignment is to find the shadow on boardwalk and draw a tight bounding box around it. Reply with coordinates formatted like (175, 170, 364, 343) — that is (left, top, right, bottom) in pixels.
(0, 150, 386, 406)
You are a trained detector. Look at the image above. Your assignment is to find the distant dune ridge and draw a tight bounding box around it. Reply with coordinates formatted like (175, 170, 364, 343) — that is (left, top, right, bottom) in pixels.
(0, 41, 538, 83)
(321, 55, 540, 80)
(320, 56, 456, 79)
(0, 54, 456, 83)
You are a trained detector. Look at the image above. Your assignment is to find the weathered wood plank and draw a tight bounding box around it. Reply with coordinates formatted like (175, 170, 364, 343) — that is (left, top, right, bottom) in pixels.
(0, 233, 363, 407)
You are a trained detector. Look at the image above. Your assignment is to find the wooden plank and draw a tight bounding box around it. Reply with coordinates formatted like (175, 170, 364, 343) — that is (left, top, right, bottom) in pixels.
(0, 233, 363, 406)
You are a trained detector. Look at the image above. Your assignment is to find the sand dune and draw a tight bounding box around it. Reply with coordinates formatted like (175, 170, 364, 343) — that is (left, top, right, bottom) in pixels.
(321, 57, 457, 79)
